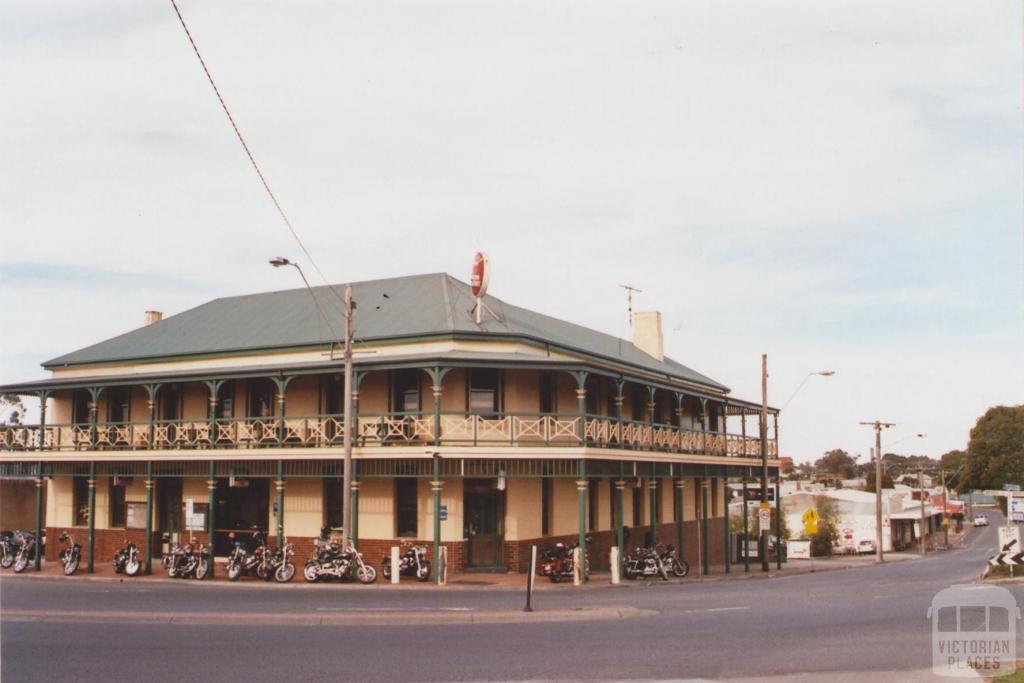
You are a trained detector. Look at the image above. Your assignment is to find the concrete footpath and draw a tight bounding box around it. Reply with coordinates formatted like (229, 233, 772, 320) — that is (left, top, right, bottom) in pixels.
(2, 551, 914, 590)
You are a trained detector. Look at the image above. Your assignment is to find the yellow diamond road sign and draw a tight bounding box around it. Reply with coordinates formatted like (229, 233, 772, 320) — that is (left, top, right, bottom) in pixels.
(802, 507, 819, 535)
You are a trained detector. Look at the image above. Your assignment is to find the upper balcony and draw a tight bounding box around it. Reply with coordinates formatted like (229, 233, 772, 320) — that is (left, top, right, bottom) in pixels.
(0, 410, 775, 458)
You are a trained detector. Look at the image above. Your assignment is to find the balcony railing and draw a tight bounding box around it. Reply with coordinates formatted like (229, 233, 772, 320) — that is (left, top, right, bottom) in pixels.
(0, 412, 776, 458)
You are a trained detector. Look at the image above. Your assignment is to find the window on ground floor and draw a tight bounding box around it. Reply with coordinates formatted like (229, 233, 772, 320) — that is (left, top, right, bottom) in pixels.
(73, 477, 89, 526)
(632, 482, 643, 527)
(323, 477, 343, 529)
(541, 478, 552, 536)
(395, 479, 418, 537)
(110, 480, 126, 528)
(588, 478, 600, 531)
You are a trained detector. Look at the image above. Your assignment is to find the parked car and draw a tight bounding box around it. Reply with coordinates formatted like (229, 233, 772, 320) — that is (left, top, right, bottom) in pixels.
(857, 539, 876, 554)
(973, 515, 989, 527)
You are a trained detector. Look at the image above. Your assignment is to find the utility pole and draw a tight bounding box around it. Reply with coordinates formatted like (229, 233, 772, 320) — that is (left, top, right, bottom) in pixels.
(918, 465, 926, 556)
(760, 354, 770, 573)
(341, 283, 355, 550)
(941, 468, 949, 549)
(859, 420, 894, 563)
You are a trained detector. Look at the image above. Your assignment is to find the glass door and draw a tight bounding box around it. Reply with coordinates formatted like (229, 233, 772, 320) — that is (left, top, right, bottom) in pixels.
(464, 479, 504, 570)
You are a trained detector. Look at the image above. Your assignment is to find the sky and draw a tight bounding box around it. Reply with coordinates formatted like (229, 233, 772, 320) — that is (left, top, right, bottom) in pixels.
(1, 1, 1021, 464)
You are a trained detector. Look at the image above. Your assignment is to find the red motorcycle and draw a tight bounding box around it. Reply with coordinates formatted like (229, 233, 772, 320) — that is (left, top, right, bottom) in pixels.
(539, 538, 590, 583)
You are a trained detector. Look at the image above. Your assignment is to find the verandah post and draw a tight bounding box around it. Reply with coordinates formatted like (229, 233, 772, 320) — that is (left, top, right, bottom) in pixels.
(432, 455, 442, 585)
(34, 462, 44, 571)
(207, 460, 216, 578)
(576, 458, 587, 583)
(742, 470, 750, 572)
(87, 461, 96, 573)
(674, 477, 685, 568)
(701, 474, 709, 576)
(724, 474, 731, 573)
(276, 460, 285, 547)
(144, 460, 154, 575)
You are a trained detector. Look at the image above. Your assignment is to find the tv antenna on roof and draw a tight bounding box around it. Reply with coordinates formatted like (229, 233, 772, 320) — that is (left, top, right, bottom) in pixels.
(619, 284, 643, 327)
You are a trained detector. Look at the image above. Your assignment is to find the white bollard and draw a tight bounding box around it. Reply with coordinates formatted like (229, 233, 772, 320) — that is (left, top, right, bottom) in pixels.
(439, 546, 448, 585)
(573, 546, 583, 586)
(610, 546, 621, 584)
(390, 546, 400, 584)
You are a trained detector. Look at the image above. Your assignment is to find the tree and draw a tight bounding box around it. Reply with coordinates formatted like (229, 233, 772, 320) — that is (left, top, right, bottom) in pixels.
(810, 495, 839, 557)
(0, 394, 25, 424)
(963, 405, 1024, 491)
(863, 467, 894, 491)
(814, 449, 858, 479)
(939, 450, 968, 492)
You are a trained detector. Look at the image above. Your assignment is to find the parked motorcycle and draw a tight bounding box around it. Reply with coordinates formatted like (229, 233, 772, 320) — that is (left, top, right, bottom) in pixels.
(262, 541, 296, 583)
(381, 543, 431, 582)
(57, 531, 82, 576)
(112, 538, 142, 576)
(540, 537, 590, 583)
(163, 538, 209, 580)
(624, 545, 668, 581)
(303, 529, 376, 584)
(0, 531, 15, 569)
(659, 543, 688, 578)
(226, 530, 267, 581)
(12, 530, 35, 573)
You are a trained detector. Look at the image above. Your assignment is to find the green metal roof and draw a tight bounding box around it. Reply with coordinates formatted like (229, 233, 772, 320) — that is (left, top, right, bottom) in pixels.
(41, 273, 729, 391)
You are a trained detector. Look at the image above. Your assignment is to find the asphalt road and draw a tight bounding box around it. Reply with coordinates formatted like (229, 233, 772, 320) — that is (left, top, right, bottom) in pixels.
(2, 512, 1022, 682)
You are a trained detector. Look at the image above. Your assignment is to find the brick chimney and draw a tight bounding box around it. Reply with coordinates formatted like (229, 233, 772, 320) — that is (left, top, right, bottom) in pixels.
(145, 310, 163, 326)
(632, 311, 663, 361)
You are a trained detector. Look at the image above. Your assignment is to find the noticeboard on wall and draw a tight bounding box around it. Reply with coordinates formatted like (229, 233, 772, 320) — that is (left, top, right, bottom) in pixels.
(125, 502, 148, 530)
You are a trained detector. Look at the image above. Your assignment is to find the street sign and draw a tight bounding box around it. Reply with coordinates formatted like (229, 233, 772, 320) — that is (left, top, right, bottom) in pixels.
(758, 507, 771, 533)
(440, 504, 448, 521)
(802, 508, 819, 535)
(1009, 497, 1024, 523)
(998, 526, 1021, 553)
(989, 551, 1024, 567)
(1002, 484, 1021, 492)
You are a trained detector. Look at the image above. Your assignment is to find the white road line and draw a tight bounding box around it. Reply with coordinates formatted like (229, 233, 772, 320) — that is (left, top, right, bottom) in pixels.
(681, 605, 751, 614)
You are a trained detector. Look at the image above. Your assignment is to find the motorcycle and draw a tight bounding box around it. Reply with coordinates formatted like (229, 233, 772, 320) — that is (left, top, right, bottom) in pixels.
(624, 545, 668, 581)
(659, 543, 689, 578)
(381, 544, 431, 582)
(0, 531, 15, 569)
(112, 538, 142, 576)
(262, 541, 296, 583)
(225, 530, 267, 581)
(12, 530, 36, 573)
(303, 529, 376, 584)
(57, 531, 82, 576)
(540, 538, 590, 583)
(163, 538, 209, 580)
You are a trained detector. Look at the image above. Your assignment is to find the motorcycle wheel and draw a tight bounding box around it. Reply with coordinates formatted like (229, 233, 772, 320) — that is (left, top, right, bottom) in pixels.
(275, 562, 296, 583)
(227, 563, 242, 581)
(1, 551, 14, 569)
(550, 572, 560, 583)
(168, 564, 179, 578)
(416, 563, 431, 582)
(356, 564, 377, 584)
(64, 555, 80, 576)
(303, 562, 320, 583)
(256, 563, 269, 581)
(194, 559, 209, 580)
(126, 559, 141, 576)
(624, 567, 638, 580)
(13, 556, 29, 573)
(672, 559, 689, 578)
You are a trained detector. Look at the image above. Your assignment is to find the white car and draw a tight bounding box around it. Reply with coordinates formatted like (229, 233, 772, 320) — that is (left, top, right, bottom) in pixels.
(973, 515, 989, 527)
(857, 539, 876, 554)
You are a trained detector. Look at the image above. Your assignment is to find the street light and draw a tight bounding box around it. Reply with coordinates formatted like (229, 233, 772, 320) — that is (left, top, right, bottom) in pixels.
(270, 257, 356, 550)
(780, 371, 835, 412)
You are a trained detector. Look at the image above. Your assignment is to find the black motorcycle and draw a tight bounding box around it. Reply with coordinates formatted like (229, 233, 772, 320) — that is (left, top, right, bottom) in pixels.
(262, 541, 296, 583)
(0, 531, 15, 569)
(303, 529, 376, 584)
(624, 545, 668, 581)
(112, 538, 142, 576)
(163, 538, 210, 580)
(57, 531, 82, 576)
(12, 530, 35, 573)
(381, 544, 431, 582)
(226, 530, 267, 581)
(659, 543, 688, 577)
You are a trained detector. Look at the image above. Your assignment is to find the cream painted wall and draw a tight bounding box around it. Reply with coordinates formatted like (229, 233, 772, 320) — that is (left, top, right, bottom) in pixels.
(358, 373, 388, 413)
(50, 392, 72, 423)
(182, 383, 207, 420)
(281, 478, 323, 538)
(504, 478, 541, 541)
(504, 370, 539, 413)
(660, 478, 674, 523)
(595, 478, 611, 531)
(550, 478, 581, 536)
(417, 478, 464, 542)
(357, 479, 394, 539)
(284, 376, 319, 416)
(47, 477, 74, 527)
(93, 477, 110, 530)
(440, 369, 466, 411)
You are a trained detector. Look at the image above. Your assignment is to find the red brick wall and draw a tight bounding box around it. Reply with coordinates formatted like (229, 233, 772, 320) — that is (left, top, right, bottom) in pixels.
(44, 526, 162, 566)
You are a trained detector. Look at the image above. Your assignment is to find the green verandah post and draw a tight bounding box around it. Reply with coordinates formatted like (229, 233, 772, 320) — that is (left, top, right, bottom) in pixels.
(144, 461, 154, 575)
(207, 460, 216, 578)
(34, 462, 44, 571)
(87, 461, 96, 573)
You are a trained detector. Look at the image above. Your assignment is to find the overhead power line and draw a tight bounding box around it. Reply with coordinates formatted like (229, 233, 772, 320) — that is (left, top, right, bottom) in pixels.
(167, 0, 343, 307)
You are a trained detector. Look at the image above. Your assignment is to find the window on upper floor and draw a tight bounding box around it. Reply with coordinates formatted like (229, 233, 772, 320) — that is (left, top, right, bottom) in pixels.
(392, 369, 421, 413)
(107, 387, 131, 423)
(538, 371, 556, 414)
(247, 379, 274, 418)
(631, 387, 646, 421)
(214, 381, 234, 419)
(468, 369, 500, 416)
(72, 390, 90, 424)
(159, 385, 182, 421)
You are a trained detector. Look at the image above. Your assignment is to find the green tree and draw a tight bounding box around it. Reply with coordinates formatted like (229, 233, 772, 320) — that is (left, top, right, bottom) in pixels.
(863, 467, 894, 491)
(0, 394, 25, 424)
(814, 449, 858, 479)
(809, 495, 839, 557)
(964, 405, 1024, 490)
(939, 449, 968, 492)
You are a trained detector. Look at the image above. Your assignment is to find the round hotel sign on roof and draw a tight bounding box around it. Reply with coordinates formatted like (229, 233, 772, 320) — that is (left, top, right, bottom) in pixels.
(471, 252, 490, 298)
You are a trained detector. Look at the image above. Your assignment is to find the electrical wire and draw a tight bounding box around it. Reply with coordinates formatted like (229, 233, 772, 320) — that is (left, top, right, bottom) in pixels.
(167, 0, 347, 312)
